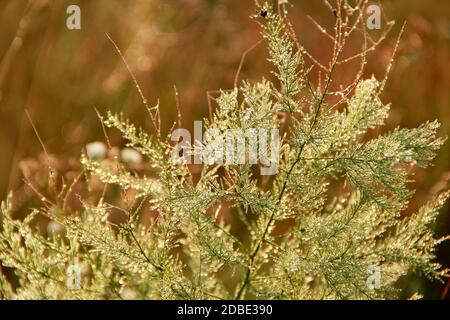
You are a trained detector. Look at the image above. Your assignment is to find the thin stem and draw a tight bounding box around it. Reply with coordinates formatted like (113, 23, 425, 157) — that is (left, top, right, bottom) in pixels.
(235, 57, 338, 299)
(128, 227, 163, 272)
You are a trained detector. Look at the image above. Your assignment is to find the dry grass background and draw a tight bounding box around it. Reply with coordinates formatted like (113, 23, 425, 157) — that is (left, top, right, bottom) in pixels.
(0, 0, 449, 299)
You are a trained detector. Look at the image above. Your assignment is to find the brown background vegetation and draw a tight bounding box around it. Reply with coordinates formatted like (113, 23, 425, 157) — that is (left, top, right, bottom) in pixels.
(0, 0, 449, 298)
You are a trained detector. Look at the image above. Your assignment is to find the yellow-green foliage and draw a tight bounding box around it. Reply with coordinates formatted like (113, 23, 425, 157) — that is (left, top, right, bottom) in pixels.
(0, 2, 448, 300)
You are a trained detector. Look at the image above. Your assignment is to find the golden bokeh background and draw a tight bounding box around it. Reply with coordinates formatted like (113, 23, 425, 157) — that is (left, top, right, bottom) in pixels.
(0, 0, 449, 298)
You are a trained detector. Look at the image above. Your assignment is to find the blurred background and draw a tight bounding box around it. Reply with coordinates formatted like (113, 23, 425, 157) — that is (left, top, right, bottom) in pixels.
(0, 0, 449, 299)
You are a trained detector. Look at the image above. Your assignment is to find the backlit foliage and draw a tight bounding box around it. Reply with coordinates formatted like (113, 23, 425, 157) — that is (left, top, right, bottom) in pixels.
(0, 1, 448, 300)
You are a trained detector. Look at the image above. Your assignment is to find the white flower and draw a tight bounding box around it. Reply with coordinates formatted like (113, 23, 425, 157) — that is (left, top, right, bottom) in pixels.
(86, 141, 107, 160)
(47, 221, 65, 237)
(120, 148, 142, 164)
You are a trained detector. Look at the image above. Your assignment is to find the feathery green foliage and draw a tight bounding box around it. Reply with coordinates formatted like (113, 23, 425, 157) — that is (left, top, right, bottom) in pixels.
(0, 1, 448, 300)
